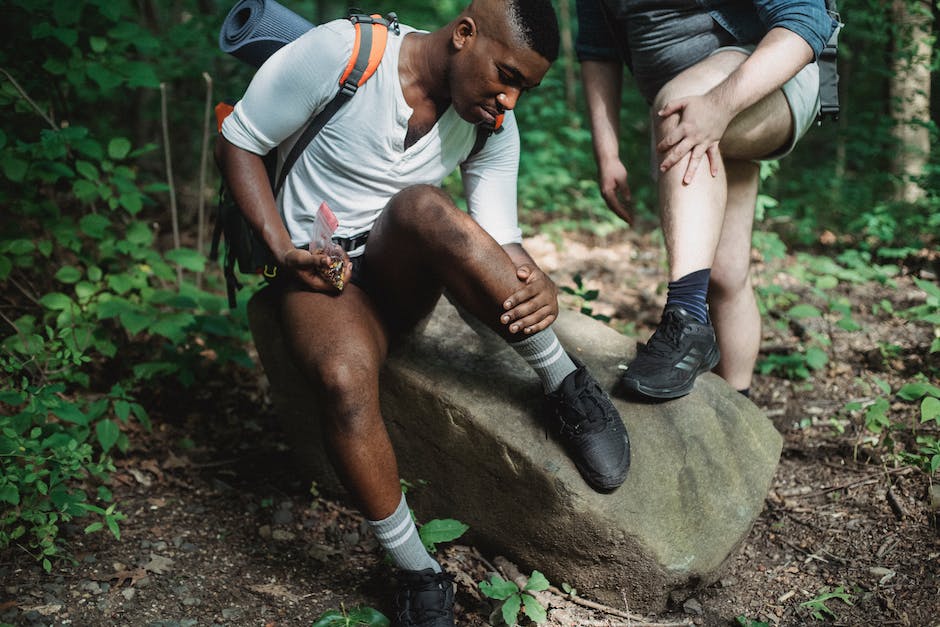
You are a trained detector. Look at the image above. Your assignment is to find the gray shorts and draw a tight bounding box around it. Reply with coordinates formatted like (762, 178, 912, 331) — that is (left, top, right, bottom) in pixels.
(715, 45, 820, 160)
(648, 44, 821, 177)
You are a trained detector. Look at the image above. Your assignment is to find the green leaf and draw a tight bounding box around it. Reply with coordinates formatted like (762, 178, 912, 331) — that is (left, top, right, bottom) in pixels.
(73, 179, 98, 201)
(0, 255, 12, 279)
(2, 155, 28, 182)
(108, 137, 132, 160)
(922, 397, 940, 424)
(521, 593, 547, 623)
(164, 247, 206, 272)
(39, 292, 73, 311)
(479, 575, 519, 601)
(75, 159, 98, 180)
(114, 399, 131, 423)
(79, 213, 111, 238)
(54, 265, 82, 284)
(898, 382, 940, 402)
(0, 484, 20, 505)
(788, 303, 821, 319)
(89, 35, 108, 53)
(125, 221, 153, 246)
(311, 607, 389, 627)
(418, 518, 468, 552)
(500, 594, 522, 626)
(524, 570, 550, 592)
(119, 309, 156, 335)
(804, 347, 829, 371)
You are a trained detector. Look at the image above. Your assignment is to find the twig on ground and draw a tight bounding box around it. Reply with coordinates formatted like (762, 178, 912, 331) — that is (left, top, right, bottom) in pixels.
(197, 72, 214, 287)
(160, 82, 182, 286)
(0, 68, 57, 129)
(886, 486, 906, 520)
(796, 466, 911, 499)
(546, 585, 693, 626)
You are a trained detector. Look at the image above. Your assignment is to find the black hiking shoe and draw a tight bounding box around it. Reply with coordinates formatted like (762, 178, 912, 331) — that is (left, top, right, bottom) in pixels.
(619, 306, 720, 400)
(393, 568, 455, 627)
(544, 359, 631, 493)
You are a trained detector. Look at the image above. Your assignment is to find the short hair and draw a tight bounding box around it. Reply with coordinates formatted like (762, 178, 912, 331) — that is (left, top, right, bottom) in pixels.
(507, 0, 560, 62)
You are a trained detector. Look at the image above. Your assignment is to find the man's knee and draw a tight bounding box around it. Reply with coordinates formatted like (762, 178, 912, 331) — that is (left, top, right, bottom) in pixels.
(385, 184, 456, 230)
(316, 359, 380, 427)
(709, 264, 752, 301)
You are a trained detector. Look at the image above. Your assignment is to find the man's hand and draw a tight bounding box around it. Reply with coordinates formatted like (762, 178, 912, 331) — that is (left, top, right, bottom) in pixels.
(280, 247, 353, 293)
(656, 92, 732, 184)
(598, 157, 634, 225)
(499, 264, 559, 335)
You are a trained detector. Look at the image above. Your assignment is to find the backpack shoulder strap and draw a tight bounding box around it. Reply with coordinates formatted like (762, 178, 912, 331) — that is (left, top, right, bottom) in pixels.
(273, 12, 396, 197)
(468, 113, 505, 160)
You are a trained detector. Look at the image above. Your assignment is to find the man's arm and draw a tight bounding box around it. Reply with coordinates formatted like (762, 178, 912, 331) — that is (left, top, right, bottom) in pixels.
(581, 59, 633, 223)
(656, 27, 814, 182)
(218, 136, 347, 291)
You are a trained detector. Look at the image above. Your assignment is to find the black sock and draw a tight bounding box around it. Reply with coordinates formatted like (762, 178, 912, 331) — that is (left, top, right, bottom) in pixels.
(665, 268, 710, 324)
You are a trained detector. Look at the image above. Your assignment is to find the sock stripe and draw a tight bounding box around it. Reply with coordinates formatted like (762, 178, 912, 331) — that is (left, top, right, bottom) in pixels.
(373, 514, 413, 542)
(529, 340, 564, 368)
(382, 525, 417, 550)
(510, 329, 577, 392)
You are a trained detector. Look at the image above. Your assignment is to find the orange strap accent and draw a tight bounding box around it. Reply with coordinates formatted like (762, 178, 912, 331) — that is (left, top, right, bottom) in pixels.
(494, 113, 505, 131)
(339, 16, 389, 87)
(215, 101, 235, 133)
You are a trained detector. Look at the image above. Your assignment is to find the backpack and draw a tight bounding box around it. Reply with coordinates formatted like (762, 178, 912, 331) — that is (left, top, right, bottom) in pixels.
(211, 9, 503, 307)
(816, 0, 843, 123)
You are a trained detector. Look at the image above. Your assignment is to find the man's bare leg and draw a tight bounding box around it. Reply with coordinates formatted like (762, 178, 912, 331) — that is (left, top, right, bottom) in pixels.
(709, 159, 761, 393)
(620, 50, 793, 399)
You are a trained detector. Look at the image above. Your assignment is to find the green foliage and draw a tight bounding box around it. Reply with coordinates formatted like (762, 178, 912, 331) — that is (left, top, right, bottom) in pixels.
(800, 586, 856, 621)
(418, 518, 469, 554)
(560, 273, 611, 323)
(312, 605, 390, 627)
(479, 570, 550, 626)
(0, 0, 257, 569)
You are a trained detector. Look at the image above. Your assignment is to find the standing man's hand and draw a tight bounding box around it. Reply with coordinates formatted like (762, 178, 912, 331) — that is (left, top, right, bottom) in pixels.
(500, 263, 559, 335)
(598, 156, 634, 225)
(655, 92, 732, 184)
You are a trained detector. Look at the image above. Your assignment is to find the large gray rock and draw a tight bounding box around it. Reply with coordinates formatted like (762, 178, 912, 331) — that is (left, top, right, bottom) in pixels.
(247, 286, 781, 610)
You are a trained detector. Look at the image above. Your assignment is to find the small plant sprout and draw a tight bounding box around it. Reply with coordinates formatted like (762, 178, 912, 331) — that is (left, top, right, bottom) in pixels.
(479, 570, 550, 626)
(312, 604, 389, 627)
(800, 586, 855, 621)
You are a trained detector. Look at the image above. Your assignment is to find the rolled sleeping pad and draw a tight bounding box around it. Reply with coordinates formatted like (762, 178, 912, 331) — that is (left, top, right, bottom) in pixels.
(219, 0, 314, 68)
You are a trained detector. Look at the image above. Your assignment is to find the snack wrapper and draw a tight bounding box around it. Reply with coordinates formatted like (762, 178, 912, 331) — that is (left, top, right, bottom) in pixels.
(309, 201, 345, 291)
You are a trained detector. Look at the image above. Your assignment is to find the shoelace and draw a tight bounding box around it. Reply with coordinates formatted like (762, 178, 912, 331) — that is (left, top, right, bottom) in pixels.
(642, 310, 685, 358)
(555, 380, 608, 436)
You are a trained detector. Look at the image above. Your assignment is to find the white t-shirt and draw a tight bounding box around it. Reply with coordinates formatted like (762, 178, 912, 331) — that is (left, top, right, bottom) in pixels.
(221, 18, 523, 255)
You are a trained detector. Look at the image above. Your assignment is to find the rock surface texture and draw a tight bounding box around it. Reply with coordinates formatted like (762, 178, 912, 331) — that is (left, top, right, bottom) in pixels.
(247, 286, 782, 610)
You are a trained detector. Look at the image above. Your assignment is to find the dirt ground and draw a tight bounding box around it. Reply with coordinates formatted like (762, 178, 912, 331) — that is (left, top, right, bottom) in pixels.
(2, 228, 938, 627)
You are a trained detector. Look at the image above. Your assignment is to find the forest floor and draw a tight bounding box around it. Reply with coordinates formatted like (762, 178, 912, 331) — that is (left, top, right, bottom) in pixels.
(2, 227, 939, 627)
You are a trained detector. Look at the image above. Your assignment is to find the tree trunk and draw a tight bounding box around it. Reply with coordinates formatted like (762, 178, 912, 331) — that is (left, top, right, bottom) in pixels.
(558, 0, 577, 112)
(889, 0, 933, 204)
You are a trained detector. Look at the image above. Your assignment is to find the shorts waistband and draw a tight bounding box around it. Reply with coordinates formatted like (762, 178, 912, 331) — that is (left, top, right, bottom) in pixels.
(334, 231, 369, 252)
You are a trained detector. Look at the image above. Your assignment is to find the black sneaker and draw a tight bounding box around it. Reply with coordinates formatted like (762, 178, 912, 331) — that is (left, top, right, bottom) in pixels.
(619, 306, 720, 400)
(544, 359, 631, 493)
(393, 568, 455, 627)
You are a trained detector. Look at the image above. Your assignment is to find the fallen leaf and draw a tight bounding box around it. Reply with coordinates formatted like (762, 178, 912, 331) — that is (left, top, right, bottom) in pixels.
(249, 583, 301, 602)
(144, 554, 174, 575)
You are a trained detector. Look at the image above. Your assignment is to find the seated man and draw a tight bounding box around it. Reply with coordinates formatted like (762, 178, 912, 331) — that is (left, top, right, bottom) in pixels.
(576, 0, 837, 400)
(218, 1, 630, 624)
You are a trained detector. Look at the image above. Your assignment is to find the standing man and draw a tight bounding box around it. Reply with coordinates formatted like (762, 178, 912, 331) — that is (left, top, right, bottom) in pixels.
(219, 1, 630, 624)
(577, 1, 837, 400)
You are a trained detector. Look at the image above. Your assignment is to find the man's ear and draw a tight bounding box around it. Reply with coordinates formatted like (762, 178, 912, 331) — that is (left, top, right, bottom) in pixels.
(452, 17, 476, 50)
